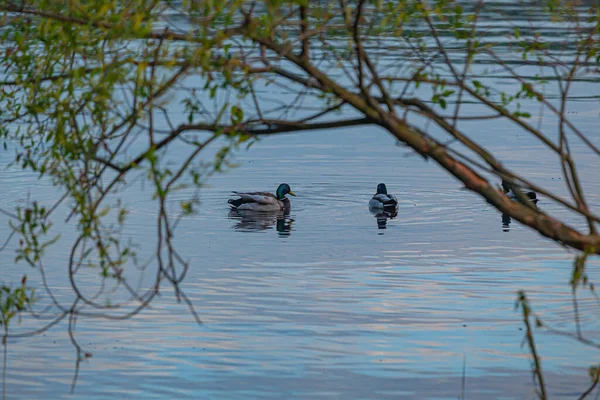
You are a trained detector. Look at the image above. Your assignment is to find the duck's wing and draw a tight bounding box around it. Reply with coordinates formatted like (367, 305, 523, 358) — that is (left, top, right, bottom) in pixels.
(372, 193, 390, 202)
(373, 193, 398, 205)
(232, 191, 279, 205)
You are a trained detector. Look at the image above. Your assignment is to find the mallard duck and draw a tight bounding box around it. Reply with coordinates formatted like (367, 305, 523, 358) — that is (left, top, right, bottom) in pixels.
(501, 180, 538, 205)
(368, 183, 398, 210)
(228, 183, 296, 212)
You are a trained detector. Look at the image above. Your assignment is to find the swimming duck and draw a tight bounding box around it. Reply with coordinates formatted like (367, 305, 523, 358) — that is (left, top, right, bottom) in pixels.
(228, 183, 296, 212)
(368, 183, 398, 210)
(501, 180, 538, 205)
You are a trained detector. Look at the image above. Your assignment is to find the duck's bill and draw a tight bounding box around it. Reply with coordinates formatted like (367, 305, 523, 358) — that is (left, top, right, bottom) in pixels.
(288, 191, 296, 196)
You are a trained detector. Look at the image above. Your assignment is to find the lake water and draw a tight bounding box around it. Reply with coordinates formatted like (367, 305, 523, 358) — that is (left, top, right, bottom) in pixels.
(2, 123, 600, 399)
(2, 4, 600, 400)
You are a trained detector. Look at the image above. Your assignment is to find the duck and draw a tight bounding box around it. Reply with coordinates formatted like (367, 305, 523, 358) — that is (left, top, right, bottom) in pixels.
(368, 183, 398, 211)
(501, 180, 538, 205)
(228, 183, 296, 212)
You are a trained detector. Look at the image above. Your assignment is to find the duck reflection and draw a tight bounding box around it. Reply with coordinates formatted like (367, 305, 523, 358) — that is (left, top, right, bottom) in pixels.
(369, 207, 398, 230)
(500, 192, 539, 232)
(228, 209, 294, 236)
(502, 213, 512, 232)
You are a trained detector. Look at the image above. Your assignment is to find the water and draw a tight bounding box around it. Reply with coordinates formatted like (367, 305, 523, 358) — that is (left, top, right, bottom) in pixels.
(2, 3, 600, 400)
(1, 124, 599, 399)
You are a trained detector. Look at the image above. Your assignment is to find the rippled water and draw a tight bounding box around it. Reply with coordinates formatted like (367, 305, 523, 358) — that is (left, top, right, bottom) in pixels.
(2, 3, 600, 400)
(2, 123, 600, 399)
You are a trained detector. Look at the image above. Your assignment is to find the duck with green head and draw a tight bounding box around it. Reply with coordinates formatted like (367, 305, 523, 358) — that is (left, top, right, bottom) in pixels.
(228, 183, 296, 211)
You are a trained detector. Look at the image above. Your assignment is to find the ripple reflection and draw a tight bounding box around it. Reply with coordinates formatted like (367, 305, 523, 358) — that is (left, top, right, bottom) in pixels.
(228, 209, 294, 237)
(369, 207, 398, 231)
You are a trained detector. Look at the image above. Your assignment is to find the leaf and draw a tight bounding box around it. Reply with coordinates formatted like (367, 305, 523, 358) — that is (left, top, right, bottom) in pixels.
(231, 105, 244, 124)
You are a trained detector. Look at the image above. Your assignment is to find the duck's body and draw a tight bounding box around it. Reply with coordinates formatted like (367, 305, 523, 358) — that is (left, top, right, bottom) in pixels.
(505, 190, 539, 205)
(228, 192, 289, 211)
(501, 180, 538, 205)
(228, 183, 295, 212)
(369, 183, 398, 210)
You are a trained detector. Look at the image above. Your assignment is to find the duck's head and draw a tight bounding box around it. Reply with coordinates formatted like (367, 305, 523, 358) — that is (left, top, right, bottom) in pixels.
(527, 191, 539, 205)
(276, 183, 296, 200)
(376, 183, 388, 195)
